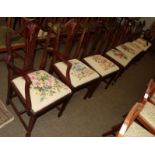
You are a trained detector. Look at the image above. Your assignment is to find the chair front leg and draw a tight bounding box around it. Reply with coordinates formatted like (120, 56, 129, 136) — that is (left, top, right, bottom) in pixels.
(6, 82, 13, 105)
(26, 115, 37, 137)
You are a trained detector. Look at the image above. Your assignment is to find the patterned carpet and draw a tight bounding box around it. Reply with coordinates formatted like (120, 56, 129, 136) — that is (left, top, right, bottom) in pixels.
(0, 99, 14, 128)
(0, 50, 155, 136)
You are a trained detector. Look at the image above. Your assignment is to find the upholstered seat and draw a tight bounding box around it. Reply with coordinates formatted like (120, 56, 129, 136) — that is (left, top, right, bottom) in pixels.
(139, 101, 155, 129)
(133, 38, 151, 51)
(106, 49, 132, 67)
(0, 26, 24, 51)
(124, 121, 153, 137)
(12, 70, 72, 113)
(123, 42, 143, 55)
(116, 44, 138, 59)
(131, 41, 144, 51)
(54, 59, 100, 88)
(83, 54, 119, 77)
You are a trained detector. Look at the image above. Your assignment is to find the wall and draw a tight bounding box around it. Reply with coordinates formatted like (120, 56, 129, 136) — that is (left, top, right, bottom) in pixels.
(140, 17, 155, 30)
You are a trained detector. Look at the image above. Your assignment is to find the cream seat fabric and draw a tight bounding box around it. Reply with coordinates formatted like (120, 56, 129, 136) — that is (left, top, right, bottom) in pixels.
(124, 121, 153, 137)
(139, 101, 155, 129)
(116, 44, 137, 59)
(130, 41, 144, 52)
(106, 49, 133, 67)
(83, 54, 119, 77)
(123, 42, 143, 55)
(116, 42, 143, 59)
(54, 59, 100, 88)
(12, 70, 72, 113)
(133, 38, 151, 51)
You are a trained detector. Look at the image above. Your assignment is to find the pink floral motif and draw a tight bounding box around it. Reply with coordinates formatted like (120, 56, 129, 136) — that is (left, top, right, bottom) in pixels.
(28, 71, 68, 102)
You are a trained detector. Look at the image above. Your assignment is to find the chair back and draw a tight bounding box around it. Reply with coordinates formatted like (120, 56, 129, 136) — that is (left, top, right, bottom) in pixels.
(132, 21, 145, 40)
(6, 19, 40, 73)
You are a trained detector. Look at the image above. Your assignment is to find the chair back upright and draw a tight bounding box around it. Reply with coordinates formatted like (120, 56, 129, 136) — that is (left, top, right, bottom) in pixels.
(132, 21, 145, 40)
(6, 19, 40, 76)
(142, 78, 155, 104)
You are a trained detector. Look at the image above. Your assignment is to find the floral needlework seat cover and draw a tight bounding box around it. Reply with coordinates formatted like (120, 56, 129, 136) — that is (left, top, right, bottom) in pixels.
(116, 44, 141, 59)
(124, 121, 153, 137)
(84, 55, 119, 77)
(54, 59, 100, 88)
(12, 70, 72, 113)
(133, 38, 152, 51)
(139, 101, 155, 128)
(123, 42, 143, 55)
(106, 49, 132, 67)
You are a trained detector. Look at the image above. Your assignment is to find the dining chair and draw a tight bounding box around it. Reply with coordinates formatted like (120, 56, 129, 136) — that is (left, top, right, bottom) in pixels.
(102, 102, 154, 137)
(117, 102, 153, 137)
(40, 19, 100, 99)
(137, 78, 155, 135)
(5, 19, 72, 136)
(105, 20, 150, 81)
(80, 20, 120, 89)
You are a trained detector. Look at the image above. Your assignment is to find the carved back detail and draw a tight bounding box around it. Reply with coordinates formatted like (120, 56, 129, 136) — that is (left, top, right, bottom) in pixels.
(6, 19, 40, 72)
(23, 21, 40, 71)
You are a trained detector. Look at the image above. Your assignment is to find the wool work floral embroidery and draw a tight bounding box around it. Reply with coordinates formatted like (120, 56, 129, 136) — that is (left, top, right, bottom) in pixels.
(111, 49, 128, 60)
(91, 55, 116, 70)
(70, 61, 95, 81)
(120, 45, 136, 55)
(28, 71, 69, 102)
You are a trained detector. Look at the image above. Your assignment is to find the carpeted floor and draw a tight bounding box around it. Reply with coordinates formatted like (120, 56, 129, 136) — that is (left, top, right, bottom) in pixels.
(0, 49, 155, 137)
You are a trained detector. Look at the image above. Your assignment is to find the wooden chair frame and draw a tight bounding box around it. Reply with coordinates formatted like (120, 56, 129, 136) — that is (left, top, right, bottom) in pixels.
(40, 19, 101, 99)
(5, 19, 72, 136)
(102, 102, 144, 137)
(137, 78, 155, 135)
(0, 17, 26, 52)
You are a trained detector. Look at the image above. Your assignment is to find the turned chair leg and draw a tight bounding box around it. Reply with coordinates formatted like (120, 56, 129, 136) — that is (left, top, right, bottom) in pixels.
(26, 115, 37, 137)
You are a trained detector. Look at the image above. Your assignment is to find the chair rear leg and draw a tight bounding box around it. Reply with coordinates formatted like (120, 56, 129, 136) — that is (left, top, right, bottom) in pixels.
(113, 69, 124, 83)
(104, 73, 117, 89)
